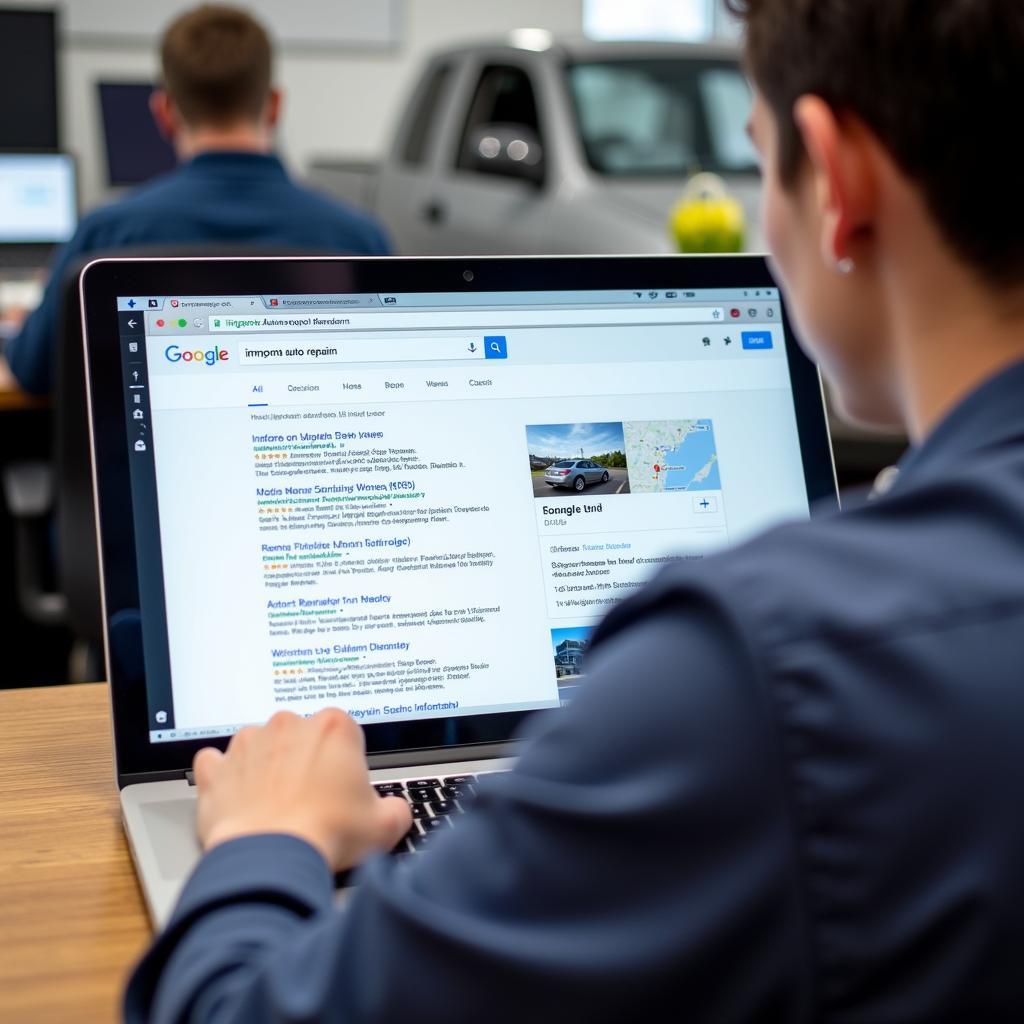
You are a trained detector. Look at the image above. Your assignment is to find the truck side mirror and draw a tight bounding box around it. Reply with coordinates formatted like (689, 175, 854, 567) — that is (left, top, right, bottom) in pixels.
(464, 124, 544, 186)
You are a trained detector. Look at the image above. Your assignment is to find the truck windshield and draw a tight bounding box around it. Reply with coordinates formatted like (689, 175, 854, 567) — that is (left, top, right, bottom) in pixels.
(566, 59, 757, 177)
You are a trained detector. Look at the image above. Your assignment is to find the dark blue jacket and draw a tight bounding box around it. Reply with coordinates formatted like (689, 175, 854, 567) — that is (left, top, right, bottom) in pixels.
(5, 152, 391, 395)
(125, 361, 1024, 1023)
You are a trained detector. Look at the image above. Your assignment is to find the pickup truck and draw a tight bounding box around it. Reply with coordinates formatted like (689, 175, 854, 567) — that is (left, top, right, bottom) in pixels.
(309, 33, 762, 255)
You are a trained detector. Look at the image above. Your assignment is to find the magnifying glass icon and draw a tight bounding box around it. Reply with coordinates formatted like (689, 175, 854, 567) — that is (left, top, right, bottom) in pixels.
(483, 335, 507, 359)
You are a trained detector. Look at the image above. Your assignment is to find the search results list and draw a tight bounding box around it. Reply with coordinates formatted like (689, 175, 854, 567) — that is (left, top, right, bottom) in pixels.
(147, 328, 809, 739)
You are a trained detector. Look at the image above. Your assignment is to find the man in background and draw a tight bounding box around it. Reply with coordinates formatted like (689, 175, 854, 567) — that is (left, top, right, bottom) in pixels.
(4, 3, 390, 396)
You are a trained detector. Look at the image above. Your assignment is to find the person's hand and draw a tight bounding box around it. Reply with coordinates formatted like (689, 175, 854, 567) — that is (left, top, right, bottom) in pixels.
(0, 355, 18, 391)
(193, 708, 412, 872)
(0, 304, 30, 332)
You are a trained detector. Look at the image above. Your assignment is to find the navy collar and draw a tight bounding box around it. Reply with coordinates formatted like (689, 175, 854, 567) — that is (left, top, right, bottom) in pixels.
(181, 151, 288, 179)
(894, 358, 1024, 489)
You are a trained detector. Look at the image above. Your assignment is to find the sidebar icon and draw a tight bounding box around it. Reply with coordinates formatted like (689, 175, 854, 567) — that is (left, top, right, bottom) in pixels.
(120, 310, 148, 454)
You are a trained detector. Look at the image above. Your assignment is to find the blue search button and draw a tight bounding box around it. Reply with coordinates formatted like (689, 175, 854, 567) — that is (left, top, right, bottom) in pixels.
(484, 335, 508, 359)
(741, 331, 773, 351)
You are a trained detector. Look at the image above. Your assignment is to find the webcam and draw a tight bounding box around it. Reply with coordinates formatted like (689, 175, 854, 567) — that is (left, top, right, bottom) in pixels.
(462, 269, 475, 282)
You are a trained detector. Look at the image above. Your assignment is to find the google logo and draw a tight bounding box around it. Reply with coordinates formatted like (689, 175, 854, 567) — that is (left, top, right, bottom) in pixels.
(165, 344, 228, 367)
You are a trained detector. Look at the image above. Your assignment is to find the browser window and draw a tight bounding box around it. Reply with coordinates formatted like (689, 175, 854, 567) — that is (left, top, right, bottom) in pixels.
(117, 287, 806, 742)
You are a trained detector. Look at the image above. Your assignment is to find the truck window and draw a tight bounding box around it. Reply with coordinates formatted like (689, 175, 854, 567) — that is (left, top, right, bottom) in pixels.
(402, 63, 453, 166)
(698, 67, 759, 171)
(456, 64, 542, 172)
(567, 59, 756, 177)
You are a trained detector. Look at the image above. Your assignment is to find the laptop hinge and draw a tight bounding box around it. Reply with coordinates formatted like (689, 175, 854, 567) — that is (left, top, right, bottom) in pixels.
(161, 742, 518, 790)
(118, 768, 192, 790)
(365, 740, 520, 771)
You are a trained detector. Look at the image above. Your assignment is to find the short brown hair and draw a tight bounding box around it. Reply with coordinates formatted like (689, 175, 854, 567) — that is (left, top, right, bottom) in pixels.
(727, 0, 1024, 284)
(160, 4, 272, 127)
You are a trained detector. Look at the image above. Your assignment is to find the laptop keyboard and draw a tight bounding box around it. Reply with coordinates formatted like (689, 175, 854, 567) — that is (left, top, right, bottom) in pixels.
(335, 770, 508, 888)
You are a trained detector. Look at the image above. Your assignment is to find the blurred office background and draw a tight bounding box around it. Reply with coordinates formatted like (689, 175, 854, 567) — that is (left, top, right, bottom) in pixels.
(4, 1, 743, 208)
(0, 0, 903, 686)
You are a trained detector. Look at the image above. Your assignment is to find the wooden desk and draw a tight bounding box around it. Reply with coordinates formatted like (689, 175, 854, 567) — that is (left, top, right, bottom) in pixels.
(0, 683, 149, 1023)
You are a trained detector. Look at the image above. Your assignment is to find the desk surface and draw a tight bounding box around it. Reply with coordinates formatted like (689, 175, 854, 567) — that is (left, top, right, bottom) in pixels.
(0, 683, 149, 1023)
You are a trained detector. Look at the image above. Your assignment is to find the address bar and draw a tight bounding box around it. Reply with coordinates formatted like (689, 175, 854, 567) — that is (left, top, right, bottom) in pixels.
(209, 307, 726, 332)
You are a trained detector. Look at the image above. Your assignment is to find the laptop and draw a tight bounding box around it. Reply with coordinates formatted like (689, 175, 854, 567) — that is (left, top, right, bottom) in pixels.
(80, 255, 838, 927)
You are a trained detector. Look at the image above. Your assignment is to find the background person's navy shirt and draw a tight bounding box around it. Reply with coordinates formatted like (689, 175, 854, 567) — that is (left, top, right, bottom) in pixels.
(125, 360, 1024, 1023)
(4, 151, 392, 395)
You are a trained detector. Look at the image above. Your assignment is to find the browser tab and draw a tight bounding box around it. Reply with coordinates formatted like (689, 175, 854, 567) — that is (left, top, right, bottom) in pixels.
(260, 293, 383, 309)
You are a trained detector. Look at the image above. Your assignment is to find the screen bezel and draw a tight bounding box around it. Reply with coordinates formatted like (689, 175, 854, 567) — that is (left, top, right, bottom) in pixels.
(81, 255, 838, 784)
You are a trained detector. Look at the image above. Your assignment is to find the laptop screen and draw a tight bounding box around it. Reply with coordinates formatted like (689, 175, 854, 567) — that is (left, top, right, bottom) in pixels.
(115, 285, 815, 744)
(0, 152, 76, 244)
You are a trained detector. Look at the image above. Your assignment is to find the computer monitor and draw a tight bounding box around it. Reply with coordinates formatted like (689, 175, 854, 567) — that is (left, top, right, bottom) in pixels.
(0, 9, 59, 150)
(98, 82, 178, 187)
(0, 152, 77, 246)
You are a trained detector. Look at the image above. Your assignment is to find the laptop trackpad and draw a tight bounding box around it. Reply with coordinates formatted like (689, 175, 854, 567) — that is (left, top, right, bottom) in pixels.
(139, 797, 201, 880)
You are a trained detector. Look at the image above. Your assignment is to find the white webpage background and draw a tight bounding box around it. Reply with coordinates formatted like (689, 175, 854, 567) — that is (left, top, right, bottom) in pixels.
(146, 321, 810, 733)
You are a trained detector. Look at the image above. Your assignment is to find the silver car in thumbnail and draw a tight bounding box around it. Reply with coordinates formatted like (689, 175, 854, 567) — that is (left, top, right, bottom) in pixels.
(544, 460, 610, 492)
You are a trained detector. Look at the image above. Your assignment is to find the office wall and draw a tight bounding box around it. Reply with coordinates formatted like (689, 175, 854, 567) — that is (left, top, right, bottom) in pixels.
(14, 0, 584, 209)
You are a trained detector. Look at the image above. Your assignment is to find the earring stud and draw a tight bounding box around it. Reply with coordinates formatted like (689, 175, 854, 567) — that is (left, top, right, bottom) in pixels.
(836, 257, 855, 275)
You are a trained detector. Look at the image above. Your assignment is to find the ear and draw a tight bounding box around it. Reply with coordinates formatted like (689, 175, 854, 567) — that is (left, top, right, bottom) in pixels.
(265, 87, 282, 130)
(149, 89, 178, 142)
(792, 95, 877, 271)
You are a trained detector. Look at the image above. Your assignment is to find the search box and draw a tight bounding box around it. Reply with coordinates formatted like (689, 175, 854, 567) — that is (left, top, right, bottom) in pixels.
(210, 307, 725, 333)
(236, 335, 485, 366)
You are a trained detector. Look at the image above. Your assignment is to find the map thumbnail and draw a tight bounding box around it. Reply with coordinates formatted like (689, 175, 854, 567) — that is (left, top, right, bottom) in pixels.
(623, 419, 721, 492)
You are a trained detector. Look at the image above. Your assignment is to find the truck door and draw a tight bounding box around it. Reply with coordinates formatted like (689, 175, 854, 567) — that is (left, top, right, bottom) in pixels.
(427, 62, 554, 255)
(374, 60, 456, 254)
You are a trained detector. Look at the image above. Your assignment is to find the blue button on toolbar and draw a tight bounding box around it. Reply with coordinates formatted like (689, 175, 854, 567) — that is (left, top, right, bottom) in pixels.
(483, 335, 507, 359)
(741, 331, 773, 350)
